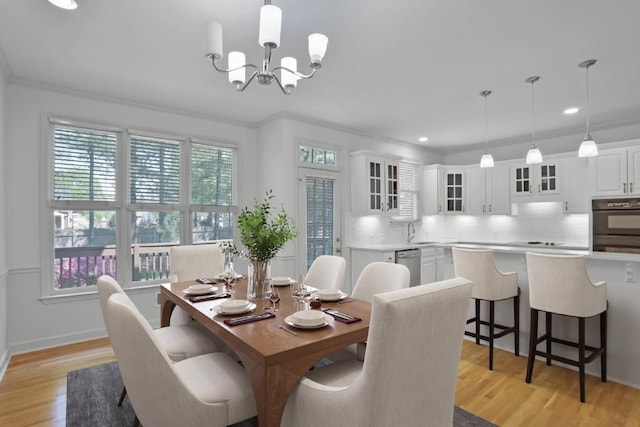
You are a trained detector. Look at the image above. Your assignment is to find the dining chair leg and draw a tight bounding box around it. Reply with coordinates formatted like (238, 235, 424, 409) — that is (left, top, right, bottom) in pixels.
(514, 289, 520, 357)
(579, 317, 586, 403)
(545, 312, 552, 366)
(474, 298, 481, 345)
(117, 386, 127, 407)
(133, 415, 140, 427)
(526, 308, 538, 383)
(600, 310, 607, 382)
(489, 300, 495, 370)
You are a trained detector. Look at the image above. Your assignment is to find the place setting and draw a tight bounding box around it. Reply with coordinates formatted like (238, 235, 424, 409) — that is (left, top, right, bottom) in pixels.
(183, 284, 232, 302)
(284, 309, 333, 330)
(312, 288, 349, 302)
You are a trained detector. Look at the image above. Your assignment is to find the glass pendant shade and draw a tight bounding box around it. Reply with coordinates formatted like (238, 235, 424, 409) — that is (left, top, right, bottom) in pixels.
(526, 146, 543, 164)
(228, 51, 246, 84)
(578, 59, 598, 157)
(578, 135, 599, 157)
(480, 152, 495, 168)
(205, 22, 223, 58)
(308, 33, 329, 64)
(258, 5, 282, 47)
(281, 57, 298, 88)
(48, 0, 77, 9)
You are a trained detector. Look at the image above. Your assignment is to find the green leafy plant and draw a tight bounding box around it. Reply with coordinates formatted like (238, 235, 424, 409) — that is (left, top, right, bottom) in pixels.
(225, 190, 297, 262)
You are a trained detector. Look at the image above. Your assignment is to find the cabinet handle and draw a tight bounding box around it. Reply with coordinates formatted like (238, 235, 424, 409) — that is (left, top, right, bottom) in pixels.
(482, 205, 485, 213)
(488, 204, 492, 213)
(631, 182, 634, 193)
(565, 201, 568, 212)
(624, 182, 627, 193)
(538, 184, 541, 193)
(438, 204, 441, 213)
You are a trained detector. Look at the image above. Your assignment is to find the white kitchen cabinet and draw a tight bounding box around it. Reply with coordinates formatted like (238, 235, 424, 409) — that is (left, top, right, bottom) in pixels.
(444, 169, 465, 214)
(349, 248, 394, 291)
(421, 246, 445, 283)
(351, 152, 400, 215)
(563, 157, 590, 213)
(422, 165, 443, 215)
(465, 165, 510, 215)
(591, 145, 640, 197)
(511, 161, 561, 200)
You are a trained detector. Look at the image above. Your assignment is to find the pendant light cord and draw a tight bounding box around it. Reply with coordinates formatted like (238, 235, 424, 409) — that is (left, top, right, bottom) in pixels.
(484, 94, 489, 151)
(530, 80, 536, 145)
(585, 65, 590, 134)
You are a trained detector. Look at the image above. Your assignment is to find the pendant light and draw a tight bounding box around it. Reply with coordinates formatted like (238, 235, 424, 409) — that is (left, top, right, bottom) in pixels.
(525, 76, 542, 164)
(578, 59, 598, 157)
(479, 90, 494, 168)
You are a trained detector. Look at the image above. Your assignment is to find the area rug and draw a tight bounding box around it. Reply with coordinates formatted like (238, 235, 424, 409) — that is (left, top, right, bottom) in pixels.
(67, 362, 496, 426)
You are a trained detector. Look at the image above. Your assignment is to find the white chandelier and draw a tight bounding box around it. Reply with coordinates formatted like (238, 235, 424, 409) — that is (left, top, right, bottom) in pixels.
(204, 0, 328, 95)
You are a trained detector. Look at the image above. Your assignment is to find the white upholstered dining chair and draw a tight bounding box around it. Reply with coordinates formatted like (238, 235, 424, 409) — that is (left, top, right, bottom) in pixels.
(105, 293, 257, 427)
(304, 255, 346, 290)
(452, 247, 520, 370)
(169, 243, 226, 325)
(328, 261, 410, 362)
(281, 278, 473, 427)
(97, 275, 220, 406)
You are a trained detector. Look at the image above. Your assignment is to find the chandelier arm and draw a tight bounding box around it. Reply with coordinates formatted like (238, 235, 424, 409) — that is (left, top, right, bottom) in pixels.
(272, 73, 292, 95)
(209, 55, 258, 74)
(234, 70, 260, 92)
(271, 65, 318, 80)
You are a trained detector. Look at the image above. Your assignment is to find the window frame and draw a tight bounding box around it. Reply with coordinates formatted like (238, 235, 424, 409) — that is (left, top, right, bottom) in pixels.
(42, 117, 238, 299)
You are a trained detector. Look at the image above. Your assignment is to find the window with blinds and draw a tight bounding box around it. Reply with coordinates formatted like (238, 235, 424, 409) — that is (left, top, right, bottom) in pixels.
(191, 143, 234, 206)
(397, 160, 421, 221)
(52, 126, 117, 201)
(129, 135, 181, 205)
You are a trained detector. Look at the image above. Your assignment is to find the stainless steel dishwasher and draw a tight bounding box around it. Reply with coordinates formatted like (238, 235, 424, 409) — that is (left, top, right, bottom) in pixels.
(395, 248, 421, 287)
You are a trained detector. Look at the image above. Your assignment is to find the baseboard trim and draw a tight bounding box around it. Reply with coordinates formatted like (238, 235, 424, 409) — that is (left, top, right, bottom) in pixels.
(9, 328, 107, 356)
(0, 349, 10, 383)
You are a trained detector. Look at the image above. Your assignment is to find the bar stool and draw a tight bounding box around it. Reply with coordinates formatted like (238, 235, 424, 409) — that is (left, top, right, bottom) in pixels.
(452, 247, 520, 370)
(525, 252, 607, 403)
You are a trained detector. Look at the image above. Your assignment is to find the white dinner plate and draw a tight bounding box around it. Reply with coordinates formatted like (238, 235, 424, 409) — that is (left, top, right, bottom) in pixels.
(212, 302, 256, 315)
(285, 313, 332, 329)
(313, 290, 349, 302)
(271, 276, 294, 287)
(182, 285, 218, 295)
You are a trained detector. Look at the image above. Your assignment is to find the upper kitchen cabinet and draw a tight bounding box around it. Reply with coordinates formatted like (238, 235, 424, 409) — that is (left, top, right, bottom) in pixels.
(444, 169, 466, 214)
(422, 165, 444, 215)
(351, 151, 400, 215)
(563, 157, 589, 213)
(511, 160, 561, 201)
(591, 144, 640, 197)
(466, 164, 510, 215)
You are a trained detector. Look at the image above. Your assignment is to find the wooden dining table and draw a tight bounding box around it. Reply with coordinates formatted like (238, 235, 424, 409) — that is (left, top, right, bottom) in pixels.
(160, 278, 371, 427)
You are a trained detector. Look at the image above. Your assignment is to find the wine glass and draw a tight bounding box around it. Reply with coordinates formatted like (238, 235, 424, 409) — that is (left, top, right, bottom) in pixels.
(223, 263, 237, 299)
(268, 283, 280, 312)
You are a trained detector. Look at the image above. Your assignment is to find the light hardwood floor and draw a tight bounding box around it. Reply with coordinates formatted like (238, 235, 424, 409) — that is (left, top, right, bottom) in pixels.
(0, 338, 638, 426)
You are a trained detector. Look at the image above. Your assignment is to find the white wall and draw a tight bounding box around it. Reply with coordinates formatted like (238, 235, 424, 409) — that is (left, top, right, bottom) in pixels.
(4, 83, 258, 354)
(0, 59, 9, 377)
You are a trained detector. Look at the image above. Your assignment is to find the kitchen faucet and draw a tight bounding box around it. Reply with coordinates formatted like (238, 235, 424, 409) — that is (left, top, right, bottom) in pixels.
(407, 222, 415, 244)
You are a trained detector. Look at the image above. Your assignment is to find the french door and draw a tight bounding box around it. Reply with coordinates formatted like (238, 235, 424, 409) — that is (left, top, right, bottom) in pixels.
(297, 168, 341, 274)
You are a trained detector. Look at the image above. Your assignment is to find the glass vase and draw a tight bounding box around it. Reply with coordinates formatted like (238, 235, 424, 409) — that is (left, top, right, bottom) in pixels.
(247, 259, 271, 300)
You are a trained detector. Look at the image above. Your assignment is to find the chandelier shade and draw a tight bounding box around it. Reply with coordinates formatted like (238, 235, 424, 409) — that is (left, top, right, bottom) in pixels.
(578, 59, 598, 157)
(204, 0, 328, 94)
(48, 0, 77, 10)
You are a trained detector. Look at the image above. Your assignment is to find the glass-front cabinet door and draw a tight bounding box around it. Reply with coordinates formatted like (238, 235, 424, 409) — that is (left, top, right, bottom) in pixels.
(368, 159, 384, 212)
(514, 166, 532, 196)
(386, 162, 399, 213)
(538, 163, 558, 194)
(445, 170, 464, 213)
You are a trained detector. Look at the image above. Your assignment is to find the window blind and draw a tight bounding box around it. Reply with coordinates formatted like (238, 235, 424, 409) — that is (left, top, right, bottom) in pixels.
(398, 160, 421, 220)
(129, 135, 180, 204)
(52, 125, 117, 201)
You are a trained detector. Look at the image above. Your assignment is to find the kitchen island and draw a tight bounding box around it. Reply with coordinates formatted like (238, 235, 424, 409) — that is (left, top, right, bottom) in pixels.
(348, 241, 640, 389)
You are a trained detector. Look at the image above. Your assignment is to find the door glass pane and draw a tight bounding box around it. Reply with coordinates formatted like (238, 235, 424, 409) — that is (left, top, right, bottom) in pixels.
(306, 178, 334, 270)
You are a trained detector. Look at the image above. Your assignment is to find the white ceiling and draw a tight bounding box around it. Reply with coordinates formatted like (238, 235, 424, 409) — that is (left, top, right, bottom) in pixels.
(1, 0, 639, 152)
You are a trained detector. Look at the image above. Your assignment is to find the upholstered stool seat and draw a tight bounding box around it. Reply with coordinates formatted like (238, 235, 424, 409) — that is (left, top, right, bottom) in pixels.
(452, 247, 520, 370)
(525, 252, 607, 403)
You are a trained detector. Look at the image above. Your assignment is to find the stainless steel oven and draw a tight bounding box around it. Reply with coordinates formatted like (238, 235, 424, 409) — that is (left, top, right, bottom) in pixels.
(592, 198, 640, 253)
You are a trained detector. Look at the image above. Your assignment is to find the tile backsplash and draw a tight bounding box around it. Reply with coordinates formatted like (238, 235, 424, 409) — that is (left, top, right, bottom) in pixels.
(346, 201, 589, 248)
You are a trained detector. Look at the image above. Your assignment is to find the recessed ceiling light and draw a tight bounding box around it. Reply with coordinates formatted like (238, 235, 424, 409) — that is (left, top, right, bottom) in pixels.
(48, 0, 78, 10)
(564, 107, 579, 115)
(418, 136, 429, 143)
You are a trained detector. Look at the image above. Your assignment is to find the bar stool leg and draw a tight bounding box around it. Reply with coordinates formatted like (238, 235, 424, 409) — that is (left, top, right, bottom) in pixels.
(489, 300, 495, 370)
(475, 299, 481, 345)
(601, 310, 607, 383)
(514, 290, 520, 357)
(545, 312, 552, 366)
(579, 317, 586, 403)
(526, 308, 538, 383)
